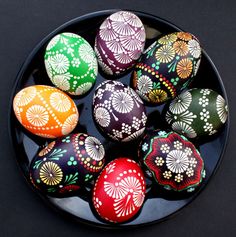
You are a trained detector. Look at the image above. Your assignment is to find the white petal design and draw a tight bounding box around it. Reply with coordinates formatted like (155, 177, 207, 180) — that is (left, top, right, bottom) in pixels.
(26, 105, 49, 127)
(49, 54, 69, 74)
(61, 114, 78, 135)
(178, 110, 197, 125)
(119, 35, 143, 51)
(14, 87, 37, 107)
(169, 91, 192, 114)
(122, 127, 145, 142)
(110, 11, 125, 22)
(106, 40, 124, 54)
(50, 92, 71, 112)
(112, 92, 134, 113)
(111, 21, 135, 36)
(188, 39, 201, 58)
(52, 73, 71, 91)
(216, 95, 228, 123)
(99, 24, 118, 41)
(134, 29, 146, 42)
(84, 136, 105, 161)
(75, 82, 93, 95)
(166, 150, 189, 173)
(78, 43, 95, 63)
(172, 121, 197, 138)
(114, 52, 133, 64)
(46, 35, 60, 50)
(94, 107, 111, 127)
(137, 75, 153, 94)
(128, 87, 143, 104)
(122, 12, 143, 27)
(193, 59, 201, 76)
(104, 181, 128, 199)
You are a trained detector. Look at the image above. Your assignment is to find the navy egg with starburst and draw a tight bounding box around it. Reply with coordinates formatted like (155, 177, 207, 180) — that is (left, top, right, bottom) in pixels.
(29, 133, 105, 197)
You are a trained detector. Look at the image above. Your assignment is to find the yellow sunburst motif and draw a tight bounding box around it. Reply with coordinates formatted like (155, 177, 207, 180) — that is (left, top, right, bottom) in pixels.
(148, 89, 168, 103)
(39, 161, 63, 186)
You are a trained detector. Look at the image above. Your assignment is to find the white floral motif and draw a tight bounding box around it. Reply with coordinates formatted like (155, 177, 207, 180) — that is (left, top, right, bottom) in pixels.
(199, 96, 209, 107)
(186, 168, 194, 177)
(85, 136, 105, 161)
(163, 171, 172, 179)
(155, 157, 164, 166)
(132, 117, 141, 130)
(26, 105, 49, 127)
(111, 20, 135, 36)
(121, 123, 132, 135)
(99, 21, 118, 41)
(169, 91, 192, 114)
(122, 127, 145, 142)
(106, 40, 124, 54)
(52, 73, 71, 91)
(122, 11, 143, 27)
(189, 158, 197, 168)
(114, 52, 133, 64)
(166, 150, 189, 173)
(200, 89, 211, 96)
(75, 82, 93, 95)
(71, 58, 81, 68)
(178, 110, 197, 125)
(137, 75, 153, 94)
(120, 34, 143, 51)
(172, 121, 197, 138)
(112, 92, 134, 113)
(216, 95, 228, 123)
(49, 54, 69, 74)
(94, 107, 110, 127)
(50, 92, 71, 112)
(200, 109, 210, 122)
(185, 147, 193, 156)
(141, 112, 147, 126)
(203, 122, 214, 133)
(46, 35, 60, 50)
(104, 181, 128, 199)
(14, 87, 37, 107)
(173, 141, 183, 150)
(112, 129, 123, 139)
(160, 144, 170, 154)
(175, 174, 183, 183)
(106, 162, 116, 174)
(142, 143, 148, 152)
(188, 39, 201, 58)
(61, 114, 78, 135)
(94, 197, 102, 209)
(79, 43, 95, 63)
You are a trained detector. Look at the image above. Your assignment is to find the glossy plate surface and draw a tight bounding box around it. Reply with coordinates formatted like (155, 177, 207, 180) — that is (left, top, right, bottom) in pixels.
(9, 9, 229, 228)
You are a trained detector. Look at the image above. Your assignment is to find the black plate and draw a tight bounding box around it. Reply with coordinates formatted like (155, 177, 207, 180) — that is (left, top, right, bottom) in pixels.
(9, 9, 229, 228)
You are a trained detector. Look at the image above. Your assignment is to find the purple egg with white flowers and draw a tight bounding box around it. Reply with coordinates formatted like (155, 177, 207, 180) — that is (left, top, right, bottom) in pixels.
(93, 80, 147, 142)
(94, 11, 146, 76)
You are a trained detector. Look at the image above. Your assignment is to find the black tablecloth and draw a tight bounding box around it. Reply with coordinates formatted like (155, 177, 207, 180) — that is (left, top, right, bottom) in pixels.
(0, 0, 235, 236)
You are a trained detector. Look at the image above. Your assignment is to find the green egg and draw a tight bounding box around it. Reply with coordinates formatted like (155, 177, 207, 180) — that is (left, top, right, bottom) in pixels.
(44, 32, 98, 95)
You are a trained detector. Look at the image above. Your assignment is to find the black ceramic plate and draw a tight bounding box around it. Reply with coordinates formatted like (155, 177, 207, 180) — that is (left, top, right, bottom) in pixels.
(9, 9, 229, 228)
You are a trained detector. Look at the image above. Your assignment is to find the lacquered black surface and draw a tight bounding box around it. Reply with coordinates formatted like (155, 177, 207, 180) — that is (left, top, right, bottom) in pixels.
(9, 10, 229, 228)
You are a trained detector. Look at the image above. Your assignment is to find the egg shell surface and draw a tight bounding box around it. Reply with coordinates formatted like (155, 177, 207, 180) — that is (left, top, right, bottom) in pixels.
(94, 11, 146, 75)
(93, 80, 147, 142)
(93, 158, 146, 223)
(30, 133, 105, 197)
(44, 32, 98, 95)
(139, 130, 205, 192)
(165, 88, 228, 139)
(132, 32, 201, 104)
(13, 85, 79, 138)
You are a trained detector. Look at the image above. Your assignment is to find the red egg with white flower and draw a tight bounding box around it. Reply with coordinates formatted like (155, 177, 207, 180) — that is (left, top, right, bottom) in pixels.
(93, 158, 146, 223)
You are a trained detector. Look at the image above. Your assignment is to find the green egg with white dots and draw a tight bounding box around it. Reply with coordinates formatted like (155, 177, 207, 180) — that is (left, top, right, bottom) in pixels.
(44, 32, 98, 96)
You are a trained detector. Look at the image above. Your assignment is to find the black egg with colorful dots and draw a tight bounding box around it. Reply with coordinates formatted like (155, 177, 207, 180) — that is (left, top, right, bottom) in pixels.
(131, 32, 201, 105)
(30, 133, 105, 197)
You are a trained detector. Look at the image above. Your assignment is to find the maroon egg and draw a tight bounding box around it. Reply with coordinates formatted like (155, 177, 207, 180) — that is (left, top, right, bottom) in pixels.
(94, 11, 146, 75)
(92, 80, 147, 142)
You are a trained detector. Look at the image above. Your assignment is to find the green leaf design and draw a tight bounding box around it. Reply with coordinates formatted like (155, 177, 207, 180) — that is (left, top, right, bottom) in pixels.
(47, 187, 57, 193)
(33, 160, 44, 169)
(64, 172, 79, 185)
(153, 82, 161, 89)
(48, 149, 67, 160)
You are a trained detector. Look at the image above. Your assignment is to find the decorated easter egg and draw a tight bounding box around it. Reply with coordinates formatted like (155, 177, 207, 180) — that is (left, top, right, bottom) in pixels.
(13, 85, 79, 138)
(165, 88, 228, 139)
(93, 80, 147, 142)
(139, 130, 205, 192)
(132, 32, 201, 104)
(30, 133, 105, 196)
(94, 11, 146, 75)
(93, 158, 146, 223)
(44, 32, 97, 95)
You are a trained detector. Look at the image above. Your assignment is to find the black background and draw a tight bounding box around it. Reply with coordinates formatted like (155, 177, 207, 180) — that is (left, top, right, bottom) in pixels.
(0, 0, 235, 236)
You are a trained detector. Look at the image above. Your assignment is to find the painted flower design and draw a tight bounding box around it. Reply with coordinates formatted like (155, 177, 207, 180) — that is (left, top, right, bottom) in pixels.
(38, 141, 56, 157)
(85, 136, 105, 161)
(49, 54, 70, 74)
(14, 87, 37, 107)
(99, 21, 118, 41)
(50, 92, 71, 112)
(160, 144, 170, 154)
(172, 121, 197, 138)
(199, 96, 209, 107)
(174, 173, 183, 183)
(78, 43, 95, 63)
(94, 107, 111, 127)
(176, 58, 193, 79)
(111, 20, 135, 36)
(158, 34, 177, 45)
(26, 105, 49, 127)
(173, 141, 183, 150)
(52, 73, 71, 91)
(169, 91, 192, 114)
(122, 128, 145, 142)
(203, 122, 214, 132)
(177, 32, 192, 41)
(188, 39, 201, 58)
(200, 109, 210, 122)
(173, 41, 188, 56)
(122, 11, 143, 27)
(39, 161, 63, 186)
(166, 150, 189, 173)
(155, 157, 164, 166)
(112, 92, 134, 113)
(148, 89, 168, 104)
(142, 143, 148, 152)
(216, 95, 228, 123)
(71, 58, 81, 68)
(155, 45, 175, 63)
(137, 75, 153, 94)
(75, 82, 93, 95)
(163, 171, 172, 179)
(61, 114, 78, 135)
(186, 168, 194, 177)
